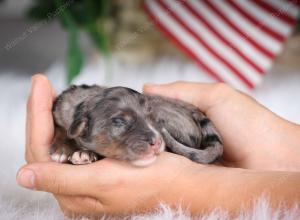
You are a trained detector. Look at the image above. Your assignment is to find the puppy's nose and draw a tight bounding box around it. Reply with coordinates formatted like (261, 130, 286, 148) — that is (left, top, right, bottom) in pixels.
(148, 137, 156, 145)
(149, 137, 162, 153)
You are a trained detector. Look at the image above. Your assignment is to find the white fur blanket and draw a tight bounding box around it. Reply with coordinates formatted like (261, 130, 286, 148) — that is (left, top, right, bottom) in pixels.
(1, 57, 299, 219)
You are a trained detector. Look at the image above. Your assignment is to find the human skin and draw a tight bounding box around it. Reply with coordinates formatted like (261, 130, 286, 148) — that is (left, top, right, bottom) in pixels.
(17, 75, 300, 218)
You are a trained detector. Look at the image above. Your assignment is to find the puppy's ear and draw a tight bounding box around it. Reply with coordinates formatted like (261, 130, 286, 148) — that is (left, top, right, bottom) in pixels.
(67, 101, 88, 139)
(68, 117, 88, 139)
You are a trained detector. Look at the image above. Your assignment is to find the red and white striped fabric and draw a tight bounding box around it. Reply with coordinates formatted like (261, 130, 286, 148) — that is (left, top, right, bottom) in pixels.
(144, 0, 300, 90)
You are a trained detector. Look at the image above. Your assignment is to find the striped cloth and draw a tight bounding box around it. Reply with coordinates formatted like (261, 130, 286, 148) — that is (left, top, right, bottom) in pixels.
(144, 0, 300, 90)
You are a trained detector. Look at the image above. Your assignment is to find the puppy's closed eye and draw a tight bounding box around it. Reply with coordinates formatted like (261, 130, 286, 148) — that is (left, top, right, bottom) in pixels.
(110, 115, 132, 137)
(112, 117, 127, 127)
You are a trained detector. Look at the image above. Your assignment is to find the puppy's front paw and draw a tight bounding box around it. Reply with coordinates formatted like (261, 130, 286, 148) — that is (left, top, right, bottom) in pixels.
(68, 150, 98, 165)
(50, 147, 72, 163)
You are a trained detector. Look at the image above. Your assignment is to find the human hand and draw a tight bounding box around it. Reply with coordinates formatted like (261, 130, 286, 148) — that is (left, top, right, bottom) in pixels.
(18, 75, 208, 217)
(17, 76, 300, 218)
(144, 82, 300, 171)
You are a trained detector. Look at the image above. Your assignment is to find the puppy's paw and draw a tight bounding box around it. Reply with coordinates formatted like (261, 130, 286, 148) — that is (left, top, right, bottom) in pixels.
(50, 147, 71, 163)
(68, 150, 98, 165)
(51, 152, 69, 163)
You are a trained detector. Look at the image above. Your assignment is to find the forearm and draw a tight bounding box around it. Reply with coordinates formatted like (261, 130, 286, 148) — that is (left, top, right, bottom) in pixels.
(273, 121, 300, 171)
(168, 165, 300, 215)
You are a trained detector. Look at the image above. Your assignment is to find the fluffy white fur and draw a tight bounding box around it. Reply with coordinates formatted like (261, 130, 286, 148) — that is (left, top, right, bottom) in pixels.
(0, 57, 299, 219)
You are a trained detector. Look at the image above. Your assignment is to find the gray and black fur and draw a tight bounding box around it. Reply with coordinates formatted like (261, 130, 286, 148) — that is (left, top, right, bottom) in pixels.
(51, 85, 223, 165)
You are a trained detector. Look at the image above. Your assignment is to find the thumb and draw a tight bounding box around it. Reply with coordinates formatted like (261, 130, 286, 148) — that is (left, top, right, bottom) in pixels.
(26, 74, 55, 163)
(143, 81, 227, 112)
(16, 162, 95, 196)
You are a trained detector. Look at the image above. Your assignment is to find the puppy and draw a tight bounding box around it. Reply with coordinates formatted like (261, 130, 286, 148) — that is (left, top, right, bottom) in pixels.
(51, 85, 223, 166)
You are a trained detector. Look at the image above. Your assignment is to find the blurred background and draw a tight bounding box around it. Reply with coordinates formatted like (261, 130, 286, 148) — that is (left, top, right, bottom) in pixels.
(1, 0, 299, 83)
(0, 0, 300, 219)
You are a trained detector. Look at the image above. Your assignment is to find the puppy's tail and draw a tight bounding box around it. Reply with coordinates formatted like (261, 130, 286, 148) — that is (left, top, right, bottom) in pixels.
(197, 117, 223, 163)
(162, 117, 223, 164)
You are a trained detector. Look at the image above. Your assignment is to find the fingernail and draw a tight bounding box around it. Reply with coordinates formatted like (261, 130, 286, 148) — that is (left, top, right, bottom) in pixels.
(17, 168, 36, 189)
(31, 75, 39, 84)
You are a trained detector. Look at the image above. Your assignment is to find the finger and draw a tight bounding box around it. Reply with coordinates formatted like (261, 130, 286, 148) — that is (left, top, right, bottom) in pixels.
(26, 74, 55, 162)
(16, 159, 139, 196)
(143, 81, 232, 112)
(16, 162, 112, 197)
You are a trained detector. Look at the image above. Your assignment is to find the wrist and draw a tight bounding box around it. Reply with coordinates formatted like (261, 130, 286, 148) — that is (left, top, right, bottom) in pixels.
(249, 121, 300, 172)
(177, 167, 300, 215)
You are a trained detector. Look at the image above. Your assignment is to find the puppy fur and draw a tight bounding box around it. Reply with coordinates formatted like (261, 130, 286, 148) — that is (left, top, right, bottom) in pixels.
(51, 85, 223, 165)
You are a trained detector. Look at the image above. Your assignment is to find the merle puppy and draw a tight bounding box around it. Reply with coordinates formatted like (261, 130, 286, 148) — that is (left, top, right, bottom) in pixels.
(51, 85, 223, 166)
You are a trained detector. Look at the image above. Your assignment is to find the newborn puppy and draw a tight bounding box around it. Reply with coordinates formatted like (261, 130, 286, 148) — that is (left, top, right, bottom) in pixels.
(51, 85, 223, 166)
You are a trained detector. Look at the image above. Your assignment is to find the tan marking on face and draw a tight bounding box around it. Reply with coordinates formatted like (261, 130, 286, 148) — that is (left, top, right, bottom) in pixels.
(95, 134, 125, 159)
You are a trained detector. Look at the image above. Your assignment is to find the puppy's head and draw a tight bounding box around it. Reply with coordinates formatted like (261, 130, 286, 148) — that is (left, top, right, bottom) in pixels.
(68, 87, 165, 166)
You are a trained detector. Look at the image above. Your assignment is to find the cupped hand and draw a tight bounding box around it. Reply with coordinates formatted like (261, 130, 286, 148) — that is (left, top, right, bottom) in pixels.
(144, 82, 300, 171)
(18, 75, 207, 217)
(20, 150, 199, 217)
(18, 76, 300, 218)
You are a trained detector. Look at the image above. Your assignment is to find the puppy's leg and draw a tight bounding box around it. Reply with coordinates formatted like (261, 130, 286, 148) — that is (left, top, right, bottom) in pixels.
(50, 144, 74, 163)
(162, 128, 222, 164)
(68, 150, 99, 165)
(50, 127, 78, 163)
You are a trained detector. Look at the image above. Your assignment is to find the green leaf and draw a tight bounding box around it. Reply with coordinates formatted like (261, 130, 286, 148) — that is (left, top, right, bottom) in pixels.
(98, 0, 110, 18)
(86, 21, 109, 55)
(67, 26, 83, 83)
(53, 0, 83, 83)
(26, 1, 56, 21)
(26, 0, 112, 82)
